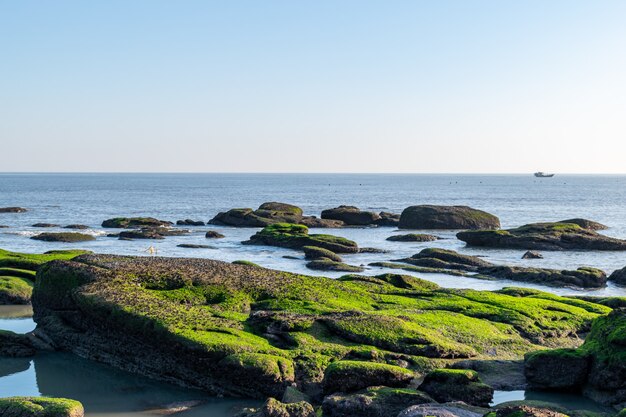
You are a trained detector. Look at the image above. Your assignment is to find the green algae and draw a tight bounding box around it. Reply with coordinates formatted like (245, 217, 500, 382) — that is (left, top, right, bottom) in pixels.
(0, 397, 84, 417)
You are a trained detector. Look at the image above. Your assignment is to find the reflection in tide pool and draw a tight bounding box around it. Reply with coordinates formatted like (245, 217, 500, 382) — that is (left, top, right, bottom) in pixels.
(0, 305, 35, 334)
(0, 352, 260, 417)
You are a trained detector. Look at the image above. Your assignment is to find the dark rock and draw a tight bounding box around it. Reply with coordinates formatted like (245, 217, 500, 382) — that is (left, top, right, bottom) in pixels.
(306, 259, 364, 273)
(102, 217, 172, 228)
(321, 206, 381, 226)
(419, 368, 493, 407)
(396, 248, 493, 272)
(32, 223, 59, 228)
(64, 225, 90, 230)
(0, 225, 9, 228)
(176, 219, 205, 226)
(525, 309, 626, 406)
(0, 207, 27, 213)
(397, 404, 483, 417)
(457, 222, 626, 251)
(299, 217, 345, 228)
(258, 398, 316, 417)
(303, 246, 342, 262)
(481, 266, 607, 288)
(31, 233, 95, 243)
(558, 218, 608, 231)
(210, 203, 303, 227)
(522, 251, 543, 259)
(608, 267, 626, 286)
(375, 212, 401, 227)
(322, 360, 414, 394)
(322, 386, 432, 417)
(0, 330, 37, 357)
(359, 247, 388, 254)
(524, 348, 589, 390)
(119, 227, 189, 240)
(386, 234, 439, 242)
(399, 205, 500, 230)
(244, 224, 359, 254)
(177, 244, 213, 249)
(205, 230, 225, 239)
(451, 359, 525, 390)
(494, 405, 568, 417)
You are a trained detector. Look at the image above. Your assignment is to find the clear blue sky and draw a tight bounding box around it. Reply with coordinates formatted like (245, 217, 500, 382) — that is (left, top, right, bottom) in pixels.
(1, 1, 625, 173)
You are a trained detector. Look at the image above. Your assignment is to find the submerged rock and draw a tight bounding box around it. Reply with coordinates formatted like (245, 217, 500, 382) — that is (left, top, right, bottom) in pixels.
(386, 234, 439, 242)
(205, 230, 225, 239)
(119, 227, 189, 240)
(0, 397, 84, 417)
(102, 217, 172, 228)
(244, 223, 359, 253)
(419, 369, 493, 407)
(31, 233, 95, 243)
(322, 386, 432, 417)
(31, 223, 59, 228)
(63, 225, 89, 230)
(177, 244, 213, 249)
(176, 219, 205, 226)
(399, 205, 500, 230)
(321, 206, 381, 226)
(457, 222, 626, 251)
(0, 207, 27, 213)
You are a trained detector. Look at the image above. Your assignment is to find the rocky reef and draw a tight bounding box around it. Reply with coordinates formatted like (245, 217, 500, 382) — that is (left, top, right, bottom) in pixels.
(31, 254, 613, 404)
(457, 221, 626, 251)
(391, 248, 607, 288)
(398, 205, 500, 230)
(0, 397, 84, 417)
(525, 308, 626, 407)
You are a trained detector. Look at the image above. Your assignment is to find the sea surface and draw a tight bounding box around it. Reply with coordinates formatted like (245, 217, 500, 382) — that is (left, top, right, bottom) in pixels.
(1, 173, 625, 415)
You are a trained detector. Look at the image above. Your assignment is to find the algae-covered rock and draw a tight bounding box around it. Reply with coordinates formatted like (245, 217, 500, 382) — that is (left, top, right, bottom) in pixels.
(260, 398, 316, 417)
(386, 234, 439, 242)
(176, 219, 205, 226)
(396, 248, 493, 271)
(0, 249, 88, 304)
(31, 233, 95, 243)
(210, 203, 304, 227)
(322, 386, 432, 417)
(244, 224, 359, 253)
(321, 206, 381, 226)
(397, 404, 483, 417)
(118, 227, 188, 240)
(419, 368, 493, 407)
(32, 223, 59, 228)
(457, 222, 626, 251)
(63, 225, 89, 230)
(399, 205, 500, 230)
(322, 360, 414, 393)
(31, 254, 613, 399)
(302, 246, 342, 262)
(306, 259, 364, 273)
(0, 397, 84, 417)
(558, 218, 607, 231)
(102, 217, 172, 228)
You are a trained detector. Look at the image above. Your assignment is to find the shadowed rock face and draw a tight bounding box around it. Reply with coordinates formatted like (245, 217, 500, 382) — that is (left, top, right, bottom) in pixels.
(525, 309, 626, 406)
(32, 254, 612, 400)
(321, 206, 381, 226)
(609, 267, 626, 286)
(457, 222, 626, 251)
(399, 206, 500, 230)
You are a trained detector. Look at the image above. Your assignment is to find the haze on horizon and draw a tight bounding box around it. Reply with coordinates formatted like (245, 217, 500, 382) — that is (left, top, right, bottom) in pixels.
(1, 1, 625, 174)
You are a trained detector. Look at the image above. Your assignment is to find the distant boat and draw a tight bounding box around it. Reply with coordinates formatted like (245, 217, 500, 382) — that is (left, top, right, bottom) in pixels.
(534, 172, 555, 178)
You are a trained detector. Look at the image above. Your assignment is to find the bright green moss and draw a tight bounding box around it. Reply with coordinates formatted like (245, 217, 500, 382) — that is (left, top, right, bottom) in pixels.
(0, 249, 89, 270)
(232, 260, 261, 267)
(0, 396, 84, 417)
(220, 352, 295, 380)
(0, 276, 33, 304)
(245, 223, 359, 253)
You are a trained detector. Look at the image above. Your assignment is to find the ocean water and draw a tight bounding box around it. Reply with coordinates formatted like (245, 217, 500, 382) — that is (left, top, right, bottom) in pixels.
(1, 173, 626, 296)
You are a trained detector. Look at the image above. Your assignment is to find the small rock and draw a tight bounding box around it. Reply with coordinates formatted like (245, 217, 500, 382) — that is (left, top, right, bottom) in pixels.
(177, 244, 213, 249)
(177, 219, 205, 226)
(64, 224, 90, 230)
(522, 251, 543, 259)
(387, 234, 439, 242)
(419, 369, 493, 407)
(0, 207, 28, 213)
(31, 232, 95, 243)
(32, 223, 59, 228)
(205, 230, 225, 239)
(609, 266, 626, 286)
